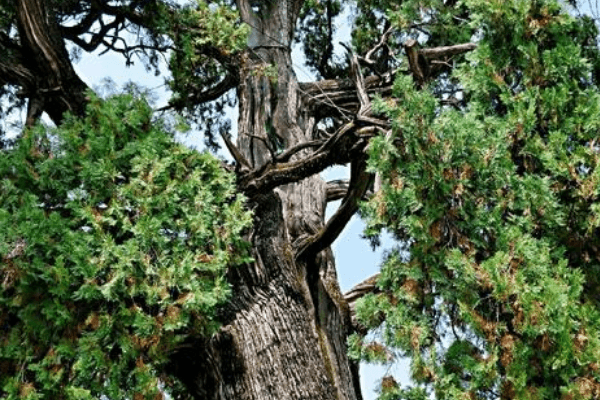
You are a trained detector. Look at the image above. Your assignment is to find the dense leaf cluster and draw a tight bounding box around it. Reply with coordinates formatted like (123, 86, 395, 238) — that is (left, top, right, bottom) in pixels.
(354, 0, 600, 399)
(0, 93, 252, 399)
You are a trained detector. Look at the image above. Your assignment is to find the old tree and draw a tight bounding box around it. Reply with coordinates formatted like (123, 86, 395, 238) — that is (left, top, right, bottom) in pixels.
(3, 0, 600, 399)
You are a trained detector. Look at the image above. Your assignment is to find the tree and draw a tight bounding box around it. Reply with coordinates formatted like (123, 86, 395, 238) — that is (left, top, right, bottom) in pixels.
(1, 1, 600, 400)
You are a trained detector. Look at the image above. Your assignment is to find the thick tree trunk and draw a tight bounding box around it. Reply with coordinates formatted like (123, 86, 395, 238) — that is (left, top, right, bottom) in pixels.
(170, 2, 362, 399)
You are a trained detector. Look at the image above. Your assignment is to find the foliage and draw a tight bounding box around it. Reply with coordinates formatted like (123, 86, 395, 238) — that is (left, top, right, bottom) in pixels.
(355, 0, 600, 399)
(167, 0, 249, 151)
(296, 0, 345, 79)
(0, 93, 252, 399)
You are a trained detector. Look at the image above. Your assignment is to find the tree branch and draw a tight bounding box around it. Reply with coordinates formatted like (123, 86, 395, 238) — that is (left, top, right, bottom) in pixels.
(299, 72, 394, 120)
(15, 0, 90, 123)
(362, 22, 394, 65)
(275, 140, 324, 163)
(419, 42, 477, 59)
(238, 118, 366, 197)
(295, 156, 373, 260)
(220, 131, 252, 171)
(344, 273, 380, 332)
(405, 39, 477, 85)
(0, 33, 36, 90)
(326, 180, 349, 202)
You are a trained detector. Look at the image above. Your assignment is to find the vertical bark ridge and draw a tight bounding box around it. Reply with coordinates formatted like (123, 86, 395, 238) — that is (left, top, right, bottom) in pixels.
(174, 2, 362, 398)
(224, 5, 362, 396)
(16, 0, 89, 123)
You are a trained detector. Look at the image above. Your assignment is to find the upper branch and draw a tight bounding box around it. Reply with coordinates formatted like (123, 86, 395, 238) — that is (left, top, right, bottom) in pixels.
(299, 73, 394, 121)
(238, 113, 373, 197)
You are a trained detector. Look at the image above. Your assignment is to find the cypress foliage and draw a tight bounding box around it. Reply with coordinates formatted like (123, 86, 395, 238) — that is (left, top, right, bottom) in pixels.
(0, 94, 252, 399)
(354, 1, 600, 399)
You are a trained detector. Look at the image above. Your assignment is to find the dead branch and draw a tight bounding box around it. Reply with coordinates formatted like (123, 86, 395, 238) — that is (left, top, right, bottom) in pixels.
(405, 39, 426, 86)
(275, 140, 324, 163)
(326, 180, 349, 202)
(238, 119, 365, 196)
(220, 131, 251, 171)
(361, 22, 395, 69)
(405, 39, 477, 85)
(295, 156, 373, 261)
(298, 72, 394, 119)
(419, 42, 476, 59)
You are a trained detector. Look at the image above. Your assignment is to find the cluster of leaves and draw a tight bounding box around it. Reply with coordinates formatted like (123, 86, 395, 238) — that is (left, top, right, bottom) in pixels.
(0, 93, 252, 399)
(354, 0, 600, 399)
(169, 0, 249, 105)
(167, 0, 249, 150)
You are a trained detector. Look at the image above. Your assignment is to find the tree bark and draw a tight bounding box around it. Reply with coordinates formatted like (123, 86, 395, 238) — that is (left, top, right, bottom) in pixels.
(170, 1, 362, 399)
(14, 0, 89, 125)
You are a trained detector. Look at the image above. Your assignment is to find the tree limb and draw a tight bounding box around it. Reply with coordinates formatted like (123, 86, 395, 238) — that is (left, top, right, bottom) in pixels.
(405, 39, 477, 85)
(419, 42, 477, 59)
(363, 22, 394, 63)
(220, 131, 252, 171)
(15, 0, 90, 123)
(0, 33, 36, 90)
(238, 118, 365, 197)
(326, 180, 349, 202)
(295, 156, 373, 260)
(275, 139, 324, 163)
(344, 273, 380, 332)
(299, 72, 394, 119)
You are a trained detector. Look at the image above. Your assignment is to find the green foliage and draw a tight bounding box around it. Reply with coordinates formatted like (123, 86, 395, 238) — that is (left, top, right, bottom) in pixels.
(169, 0, 249, 106)
(0, 93, 252, 399)
(358, 0, 600, 398)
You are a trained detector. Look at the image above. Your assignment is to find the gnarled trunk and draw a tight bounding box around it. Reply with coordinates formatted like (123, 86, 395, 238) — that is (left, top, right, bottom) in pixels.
(170, 2, 362, 399)
(14, 0, 88, 125)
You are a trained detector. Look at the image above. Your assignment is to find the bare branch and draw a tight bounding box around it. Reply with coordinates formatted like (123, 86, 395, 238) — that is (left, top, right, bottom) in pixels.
(405, 39, 477, 85)
(341, 43, 370, 114)
(275, 140, 324, 163)
(405, 39, 426, 86)
(220, 131, 252, 171)
(168, 72, 238, 110)
(361, 22, 395, 67)
(326, 180, 349, 202)
(419, 42, 476, 59)
(295, 156, 373, 260)
(299, 72, 394, 119)
(239, 119, 366, 196)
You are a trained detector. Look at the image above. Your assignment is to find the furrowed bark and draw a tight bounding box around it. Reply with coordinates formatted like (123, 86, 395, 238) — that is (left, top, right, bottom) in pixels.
(16, 0, 89, 124)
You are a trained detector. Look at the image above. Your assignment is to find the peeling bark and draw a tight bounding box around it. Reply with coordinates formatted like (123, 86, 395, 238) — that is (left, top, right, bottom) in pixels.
(7, 1, 375, 399)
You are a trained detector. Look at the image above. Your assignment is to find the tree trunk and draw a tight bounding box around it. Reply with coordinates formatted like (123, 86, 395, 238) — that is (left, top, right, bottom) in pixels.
(14, 0, 89, 125)
(170, 2, 362, 399)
